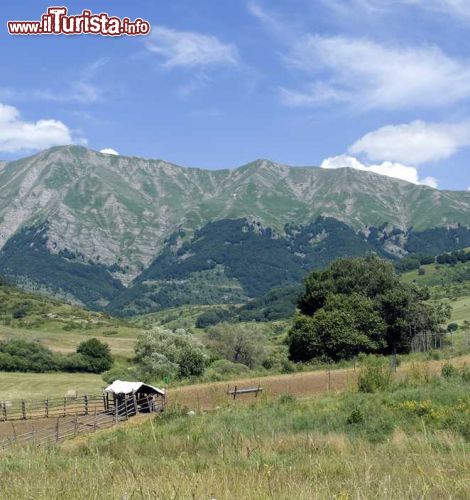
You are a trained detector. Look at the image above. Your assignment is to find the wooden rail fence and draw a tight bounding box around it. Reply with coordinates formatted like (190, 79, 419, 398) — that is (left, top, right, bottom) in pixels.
(0, 395, 162, 451)
(0, 395, 107, 422)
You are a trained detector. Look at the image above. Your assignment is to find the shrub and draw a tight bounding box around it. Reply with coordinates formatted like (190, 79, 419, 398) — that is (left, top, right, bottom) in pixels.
(76, 338, 113, 373)
(12, 308, 26, 319)
(441, 363, 458, 378)
(447, 323, 459, 333)
(461, 365, 470, 382)
(357, 356, 392, 393)
(0, 339, 60, 372)
(206, 323, 267, 368)
(204, 359, 250, 381)
(135, 327, 208, 380)
(346, 407, 364, 425)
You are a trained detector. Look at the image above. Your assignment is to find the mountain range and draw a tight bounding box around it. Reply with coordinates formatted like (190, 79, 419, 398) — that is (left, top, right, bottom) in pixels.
(0, 145, 469, 314)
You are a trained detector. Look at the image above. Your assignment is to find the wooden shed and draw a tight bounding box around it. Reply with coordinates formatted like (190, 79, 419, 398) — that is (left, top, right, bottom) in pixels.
(104, 380, 166, 415)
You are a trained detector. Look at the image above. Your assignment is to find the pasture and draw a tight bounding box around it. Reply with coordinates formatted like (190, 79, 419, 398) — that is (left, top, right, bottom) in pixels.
(0, 365, 469, 499)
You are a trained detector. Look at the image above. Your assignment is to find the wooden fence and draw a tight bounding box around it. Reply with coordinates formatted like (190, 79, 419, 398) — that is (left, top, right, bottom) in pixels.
(0, 395, 161, 451)
(0, 395, 107, 421)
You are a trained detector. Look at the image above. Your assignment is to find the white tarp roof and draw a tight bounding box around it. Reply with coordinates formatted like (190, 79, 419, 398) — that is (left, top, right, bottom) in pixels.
(104, 380, 165, 396)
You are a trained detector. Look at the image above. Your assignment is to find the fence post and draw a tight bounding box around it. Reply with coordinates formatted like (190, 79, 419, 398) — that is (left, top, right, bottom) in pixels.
(45, 399, 49, 418)
(21, 400, 26, 420)
(93, 408, 97, 432)
(84, 395, 89, 416)
(2, 401, 7, 421)
(63, 397, 67, 417)
(133, 393, 138, 415)
(74, 413, 78, 437)
(55, 418, 60, 442)
(233, 386, 237, 400)
(125, 397, 129, 420)
(11, 422, 16, 442)
(114, 401, 119, 424)
(327, 369, 331, 392)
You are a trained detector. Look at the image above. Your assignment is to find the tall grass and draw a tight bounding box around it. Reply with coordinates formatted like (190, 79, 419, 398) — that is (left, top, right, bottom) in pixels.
(0, 372, 468, 499)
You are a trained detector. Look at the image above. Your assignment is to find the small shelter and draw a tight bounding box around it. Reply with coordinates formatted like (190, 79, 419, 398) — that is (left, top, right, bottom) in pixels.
(104, 380, 166, 415)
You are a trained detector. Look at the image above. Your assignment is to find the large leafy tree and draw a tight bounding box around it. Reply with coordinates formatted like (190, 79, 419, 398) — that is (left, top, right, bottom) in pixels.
(289, 256, 450, 361)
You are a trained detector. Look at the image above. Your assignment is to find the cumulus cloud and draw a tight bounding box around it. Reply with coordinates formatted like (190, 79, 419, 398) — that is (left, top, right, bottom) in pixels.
(321, 154, 438, 188)
(100, 148, 119, 155)
(282, 35, 470, 110)
(350, 121, 470, 165)
(146, 26, 239, 68)
(0, 103, 74, 153)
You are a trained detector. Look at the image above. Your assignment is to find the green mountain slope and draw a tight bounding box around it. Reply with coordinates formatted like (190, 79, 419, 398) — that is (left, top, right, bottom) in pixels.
(0, 145, 469, 311)
(1, 146, 468, 281)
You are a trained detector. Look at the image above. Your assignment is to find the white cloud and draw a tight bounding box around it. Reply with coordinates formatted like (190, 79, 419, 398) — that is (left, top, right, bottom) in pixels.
(350, 121, 470, 165)
(282, 35, 470, 110)
(100, 148, 119, 155)
(321, 154, 438, 188)
(146, 26, 239, 68)
(0, 103, 74, 153)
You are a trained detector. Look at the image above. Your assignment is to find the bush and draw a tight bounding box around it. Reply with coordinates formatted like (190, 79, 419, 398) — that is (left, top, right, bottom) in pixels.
(204, 359, 250, 381)
(206, 323, 267, 368)
(135, 327, 208, 381)
(357, 356, 392, 393)
(196, 309, 231, 328)
(0, 338, 113, 374)
(447, 323, 459, 333)
(461, 365, 470, 382)
(441, 363, 458, 378)
(0, 339, 60, 372)
(346, 407, 364, 424)
(76, 338, 113, 373)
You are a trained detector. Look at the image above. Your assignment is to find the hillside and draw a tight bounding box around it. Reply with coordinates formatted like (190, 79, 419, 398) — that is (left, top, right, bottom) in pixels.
(0, 145, 469, 312)
(0, 281, 139, 356)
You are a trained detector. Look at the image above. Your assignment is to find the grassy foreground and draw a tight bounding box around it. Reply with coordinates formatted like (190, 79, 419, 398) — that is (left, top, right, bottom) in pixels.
(0, 370, 469, 499)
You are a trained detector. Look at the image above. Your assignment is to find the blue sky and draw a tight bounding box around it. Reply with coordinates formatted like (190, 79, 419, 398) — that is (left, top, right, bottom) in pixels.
(0, 0, 469, 190)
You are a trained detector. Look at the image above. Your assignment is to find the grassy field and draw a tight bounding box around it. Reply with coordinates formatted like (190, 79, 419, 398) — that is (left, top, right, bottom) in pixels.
(0, 367, 469, 499)
(0, 324, 138, 357)
(401, 260, 470, 288)
(0, 372, 103, 400)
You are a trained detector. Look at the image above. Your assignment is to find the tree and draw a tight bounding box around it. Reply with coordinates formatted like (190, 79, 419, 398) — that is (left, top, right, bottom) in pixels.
(206, 323, 267, 368)
(288, 294, 386, 361)
(288, 256, 450, 362)
(298, 255, 399, 316)
(76, 338, 113, 373)
(134, 327, 207, 381)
